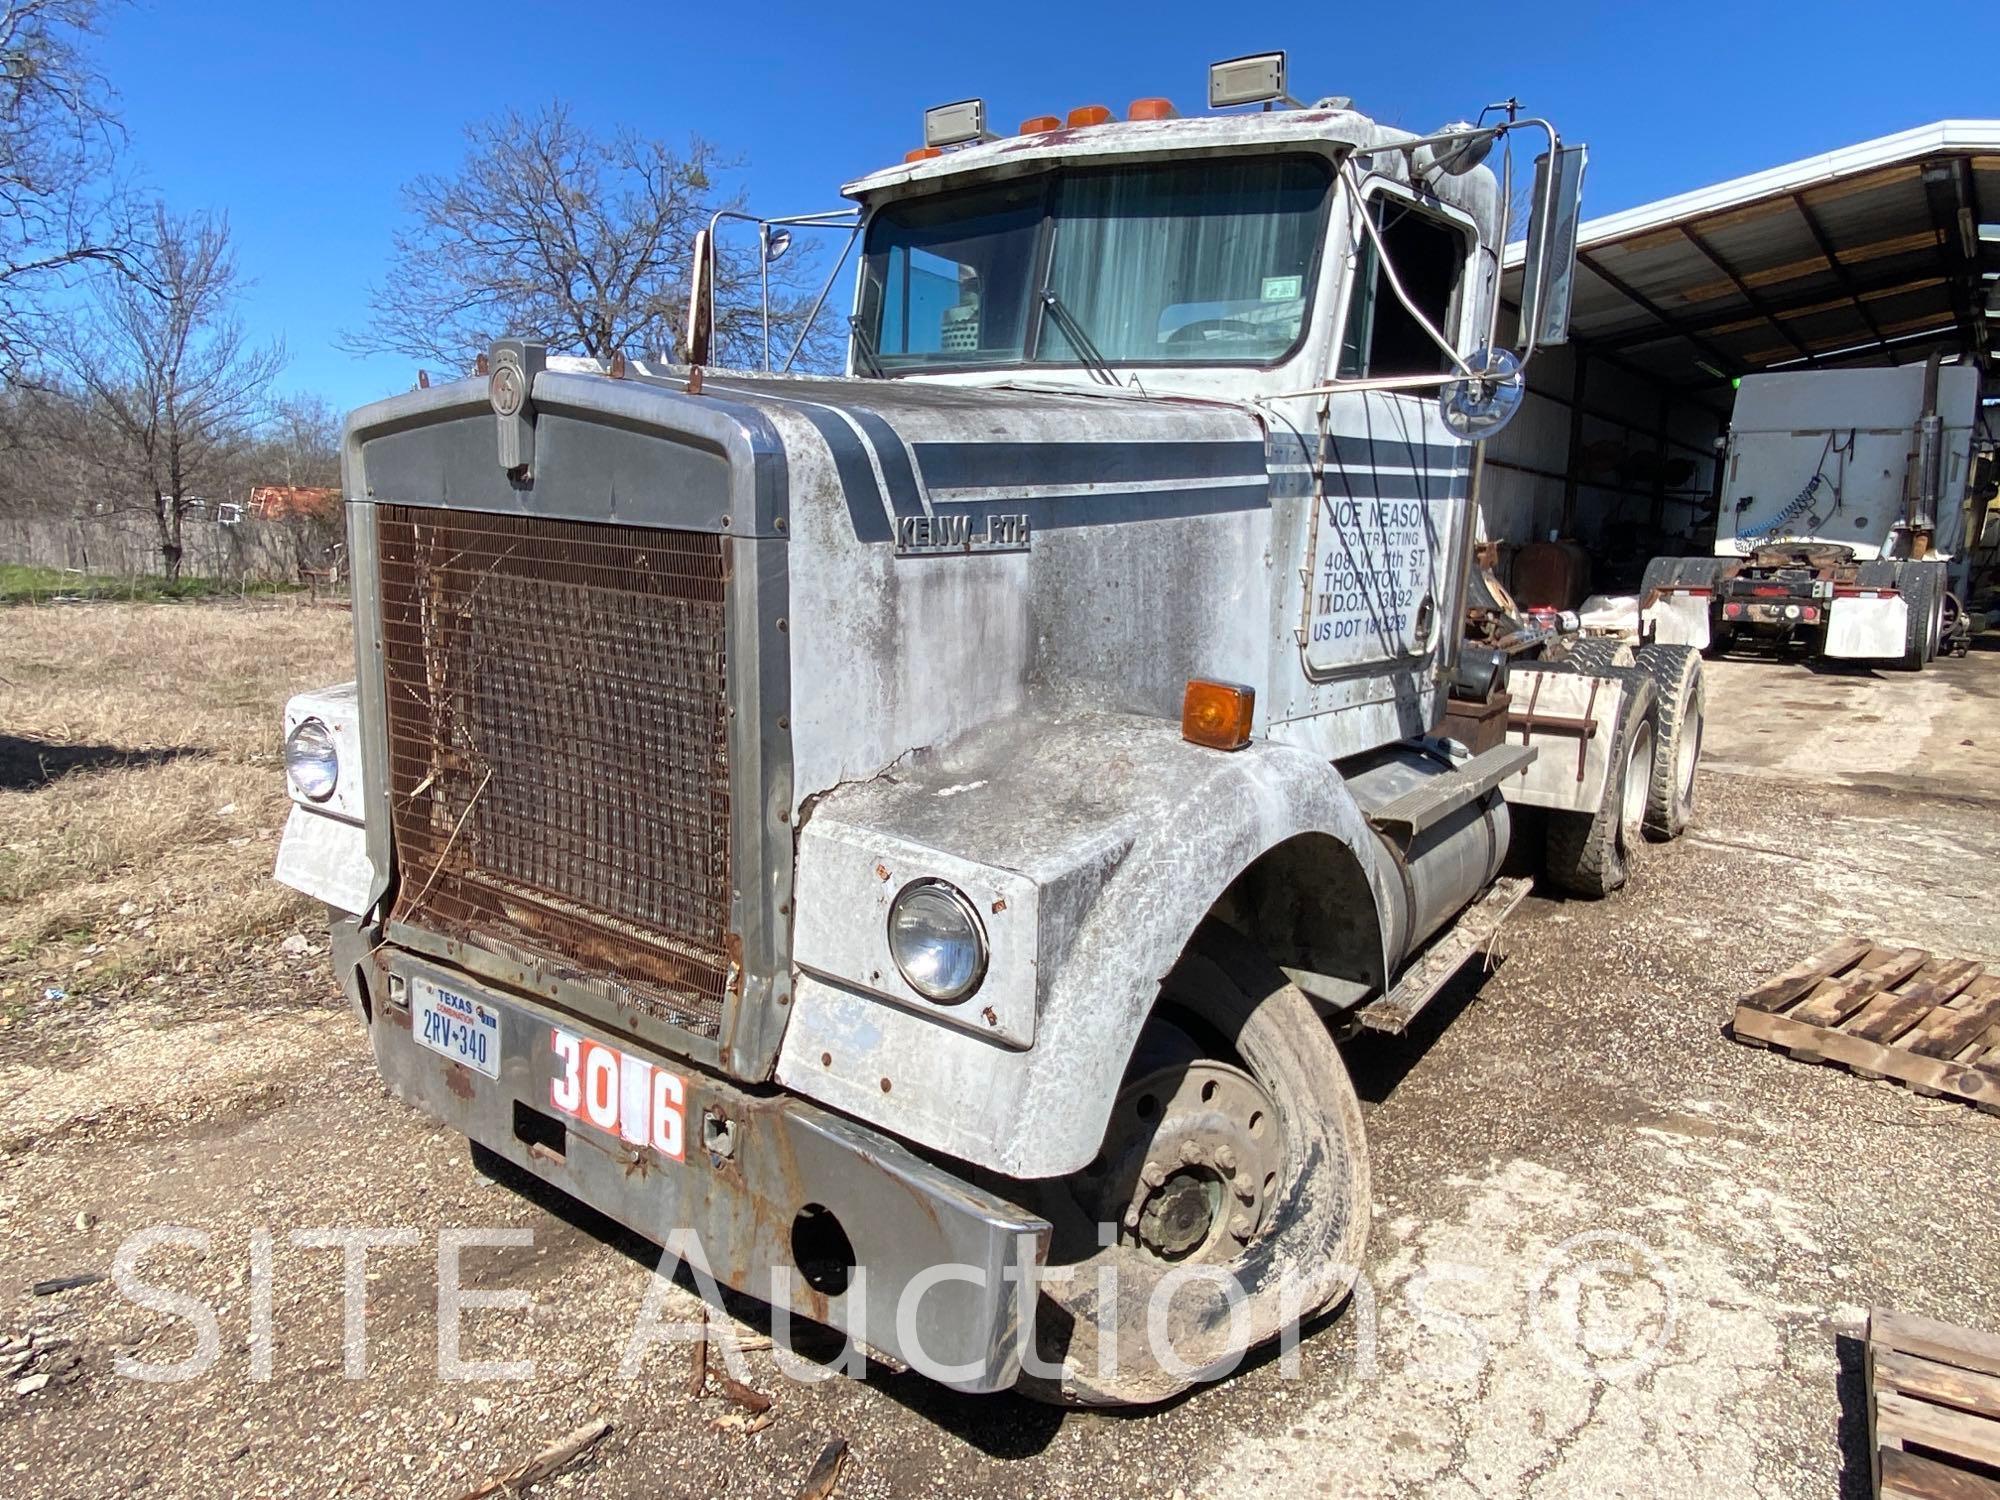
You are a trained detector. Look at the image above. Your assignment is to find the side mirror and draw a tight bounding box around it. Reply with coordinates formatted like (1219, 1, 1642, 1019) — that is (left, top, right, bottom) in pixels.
(1518, 143, 1587, 351)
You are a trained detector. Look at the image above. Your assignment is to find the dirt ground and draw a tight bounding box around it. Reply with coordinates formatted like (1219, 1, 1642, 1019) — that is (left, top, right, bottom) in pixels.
(1, 602, 1996, 1499)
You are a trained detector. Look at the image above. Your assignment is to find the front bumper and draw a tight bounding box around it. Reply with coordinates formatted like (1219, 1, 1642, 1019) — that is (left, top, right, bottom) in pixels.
(348, 936, 1050, 1393)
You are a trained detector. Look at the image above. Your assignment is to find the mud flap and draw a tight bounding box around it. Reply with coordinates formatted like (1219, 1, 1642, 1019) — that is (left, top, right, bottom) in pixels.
(1642, 592, 1713, 651)
(1824, 595, 1907, 660)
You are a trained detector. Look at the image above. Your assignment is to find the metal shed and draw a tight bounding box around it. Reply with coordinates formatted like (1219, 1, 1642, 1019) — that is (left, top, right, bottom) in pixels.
(1482, 120, 1999, 582)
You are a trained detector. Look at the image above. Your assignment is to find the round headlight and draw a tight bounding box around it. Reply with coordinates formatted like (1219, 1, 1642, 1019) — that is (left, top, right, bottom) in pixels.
(887, 879, 987, 1003)
(285, 717, 339, 802)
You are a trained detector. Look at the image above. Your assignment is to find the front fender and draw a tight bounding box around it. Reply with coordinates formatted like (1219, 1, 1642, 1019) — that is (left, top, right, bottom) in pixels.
(775, 711, 1398, 1179)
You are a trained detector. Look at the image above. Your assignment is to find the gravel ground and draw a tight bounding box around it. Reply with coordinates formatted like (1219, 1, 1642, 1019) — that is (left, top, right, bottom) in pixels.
(1, 623, 1996, 1499)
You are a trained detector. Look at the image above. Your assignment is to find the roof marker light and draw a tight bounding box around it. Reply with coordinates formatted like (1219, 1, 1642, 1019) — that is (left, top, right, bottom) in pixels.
(924, 99, 989, 148)
(1018, 114, 1061, 135)
(1127, 97, 1177, 121)
(1067, 104, 1113, 128)
(1208, 51, 1288, 108)
(904, 147, 943, 163)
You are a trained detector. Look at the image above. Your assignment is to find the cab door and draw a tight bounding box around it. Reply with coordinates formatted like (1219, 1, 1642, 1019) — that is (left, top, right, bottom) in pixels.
(1298, 184, 1478, 680)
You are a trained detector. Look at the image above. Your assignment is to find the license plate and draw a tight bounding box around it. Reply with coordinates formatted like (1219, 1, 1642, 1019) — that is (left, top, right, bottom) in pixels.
(549, 1027, 685, 1161)
(412, 977, 502, 1079)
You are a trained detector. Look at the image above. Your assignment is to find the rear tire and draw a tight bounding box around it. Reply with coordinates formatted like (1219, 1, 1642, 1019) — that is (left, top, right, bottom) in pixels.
(1544, 675, 1654, 898)
(1559, 637, 1633, 672)
(1898, 561, 1942, 671)
(1018, 928, 1369, 1407)
(1631, 644, 1703, 840)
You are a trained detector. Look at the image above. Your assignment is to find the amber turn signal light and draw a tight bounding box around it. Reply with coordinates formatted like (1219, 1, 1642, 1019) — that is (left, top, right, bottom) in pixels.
(1182, 679, 1255, 751)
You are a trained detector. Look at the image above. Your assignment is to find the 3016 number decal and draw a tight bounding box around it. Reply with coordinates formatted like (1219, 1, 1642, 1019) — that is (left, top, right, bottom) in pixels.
(549, 1027, 685, 1160)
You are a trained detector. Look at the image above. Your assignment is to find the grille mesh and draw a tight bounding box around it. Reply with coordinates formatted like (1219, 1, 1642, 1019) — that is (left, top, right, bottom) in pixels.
(377, 506, 733, 1035)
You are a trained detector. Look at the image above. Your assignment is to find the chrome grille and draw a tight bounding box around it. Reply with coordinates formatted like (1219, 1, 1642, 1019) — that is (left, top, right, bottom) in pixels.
(377, 506, 733, 1035)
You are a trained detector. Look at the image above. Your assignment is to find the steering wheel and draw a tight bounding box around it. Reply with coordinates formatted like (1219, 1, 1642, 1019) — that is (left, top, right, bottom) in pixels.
(1163, 318, 1264, 346)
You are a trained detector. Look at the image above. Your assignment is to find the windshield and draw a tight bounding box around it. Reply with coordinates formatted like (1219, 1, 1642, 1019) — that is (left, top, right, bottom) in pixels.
(857, 154, 1332, 373)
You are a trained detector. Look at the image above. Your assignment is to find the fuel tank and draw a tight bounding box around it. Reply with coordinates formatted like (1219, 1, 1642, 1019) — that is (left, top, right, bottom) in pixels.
(1345, 744, 1511, 963)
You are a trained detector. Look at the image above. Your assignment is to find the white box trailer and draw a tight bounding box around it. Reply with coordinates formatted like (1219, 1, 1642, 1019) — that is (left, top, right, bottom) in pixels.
(1641, 361, 1981, 668)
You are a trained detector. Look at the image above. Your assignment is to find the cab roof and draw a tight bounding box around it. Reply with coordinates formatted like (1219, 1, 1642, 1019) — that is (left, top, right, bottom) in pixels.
(847, 107, 1423, 198)
(841, 105, 1500, 241)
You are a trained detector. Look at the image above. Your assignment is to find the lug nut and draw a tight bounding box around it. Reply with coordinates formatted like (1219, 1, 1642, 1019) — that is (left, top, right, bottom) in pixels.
(1140, 1162, 1166, 1189)
(1179, 1140, 1203, 1165)
(1215, 1146, 1238, 1176)
(1230, 1212, 1254, 1237)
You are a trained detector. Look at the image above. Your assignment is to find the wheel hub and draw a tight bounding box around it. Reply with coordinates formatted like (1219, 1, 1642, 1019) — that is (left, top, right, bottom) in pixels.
(1088, 1056, 1284, 1265)
(1136, 1171, 1221, 1258)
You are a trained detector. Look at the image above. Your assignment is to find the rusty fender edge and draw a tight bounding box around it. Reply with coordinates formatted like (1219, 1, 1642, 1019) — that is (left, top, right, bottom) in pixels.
(343, 932, 1050, 1394)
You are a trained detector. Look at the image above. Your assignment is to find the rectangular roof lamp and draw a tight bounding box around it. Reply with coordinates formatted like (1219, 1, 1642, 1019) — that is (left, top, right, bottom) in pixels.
(924, 99, 989, 149)
(1209, 51, 1287, 109)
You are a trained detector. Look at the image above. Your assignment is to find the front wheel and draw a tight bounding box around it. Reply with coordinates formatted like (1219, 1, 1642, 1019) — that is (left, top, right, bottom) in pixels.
(1018, 929, 1369, 1406)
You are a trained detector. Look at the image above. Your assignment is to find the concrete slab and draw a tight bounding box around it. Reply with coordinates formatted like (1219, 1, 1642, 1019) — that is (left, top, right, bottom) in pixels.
(1700, 646, 2000, 798)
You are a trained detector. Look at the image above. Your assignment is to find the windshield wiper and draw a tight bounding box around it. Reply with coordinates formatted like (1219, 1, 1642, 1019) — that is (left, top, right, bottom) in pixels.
(848, 315, 885, 378)
(1039, 290, 1121, 388)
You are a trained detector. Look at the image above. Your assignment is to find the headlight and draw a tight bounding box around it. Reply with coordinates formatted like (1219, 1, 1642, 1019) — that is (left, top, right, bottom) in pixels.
(887, 879, 987, 1003)
(285, 717, 339, 802)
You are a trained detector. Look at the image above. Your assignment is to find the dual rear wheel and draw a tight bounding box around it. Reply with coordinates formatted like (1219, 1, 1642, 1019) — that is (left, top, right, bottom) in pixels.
(1542, 642, 1704, 897)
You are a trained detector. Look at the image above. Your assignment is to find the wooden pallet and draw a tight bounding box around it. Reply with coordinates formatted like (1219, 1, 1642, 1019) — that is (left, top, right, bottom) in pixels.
(1729, 939, 2000, 1115)
(1869, 1307, 2000, 1497)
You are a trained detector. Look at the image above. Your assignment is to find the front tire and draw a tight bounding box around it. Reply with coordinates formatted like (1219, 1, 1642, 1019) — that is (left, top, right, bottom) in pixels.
(1018, 928, 1369, 1407)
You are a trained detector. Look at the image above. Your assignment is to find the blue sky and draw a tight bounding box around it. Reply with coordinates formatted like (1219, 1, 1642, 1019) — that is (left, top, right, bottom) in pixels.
(91, 0, 1993, 414)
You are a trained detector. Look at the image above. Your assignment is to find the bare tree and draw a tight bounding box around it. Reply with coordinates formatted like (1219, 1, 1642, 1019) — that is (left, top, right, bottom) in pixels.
(264, 392, 340, 487)
(255, 392, 344, 576)
(50, 203, 283, 577)
(0, 375, 111, 523)
(0, 0, 134, 380)
(341, 102, 835, 372)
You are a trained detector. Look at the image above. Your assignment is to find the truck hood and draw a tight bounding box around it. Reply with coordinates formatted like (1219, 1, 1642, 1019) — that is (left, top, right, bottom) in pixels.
(670, 369, 1279, 547)
(345, 364, 1284, 543)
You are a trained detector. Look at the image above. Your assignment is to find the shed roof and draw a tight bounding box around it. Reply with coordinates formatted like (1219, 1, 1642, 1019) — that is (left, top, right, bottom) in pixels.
(1503, 120, 2000, 390)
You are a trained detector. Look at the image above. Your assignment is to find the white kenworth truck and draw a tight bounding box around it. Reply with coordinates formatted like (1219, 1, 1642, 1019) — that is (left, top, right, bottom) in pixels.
(276, 54, 1702, 1405)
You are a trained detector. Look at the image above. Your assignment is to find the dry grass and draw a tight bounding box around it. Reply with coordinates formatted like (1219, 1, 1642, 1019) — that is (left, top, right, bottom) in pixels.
(0, 599, 355, 1054)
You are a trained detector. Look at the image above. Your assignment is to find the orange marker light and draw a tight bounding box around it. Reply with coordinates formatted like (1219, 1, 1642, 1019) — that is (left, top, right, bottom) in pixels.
(1018, 114, 1062, 135)
(1182, 679, 1255, 751)
(1066, 104, 1113, 128)
(904, 146, 943, 163)
(1127, 97, 1177, 121)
